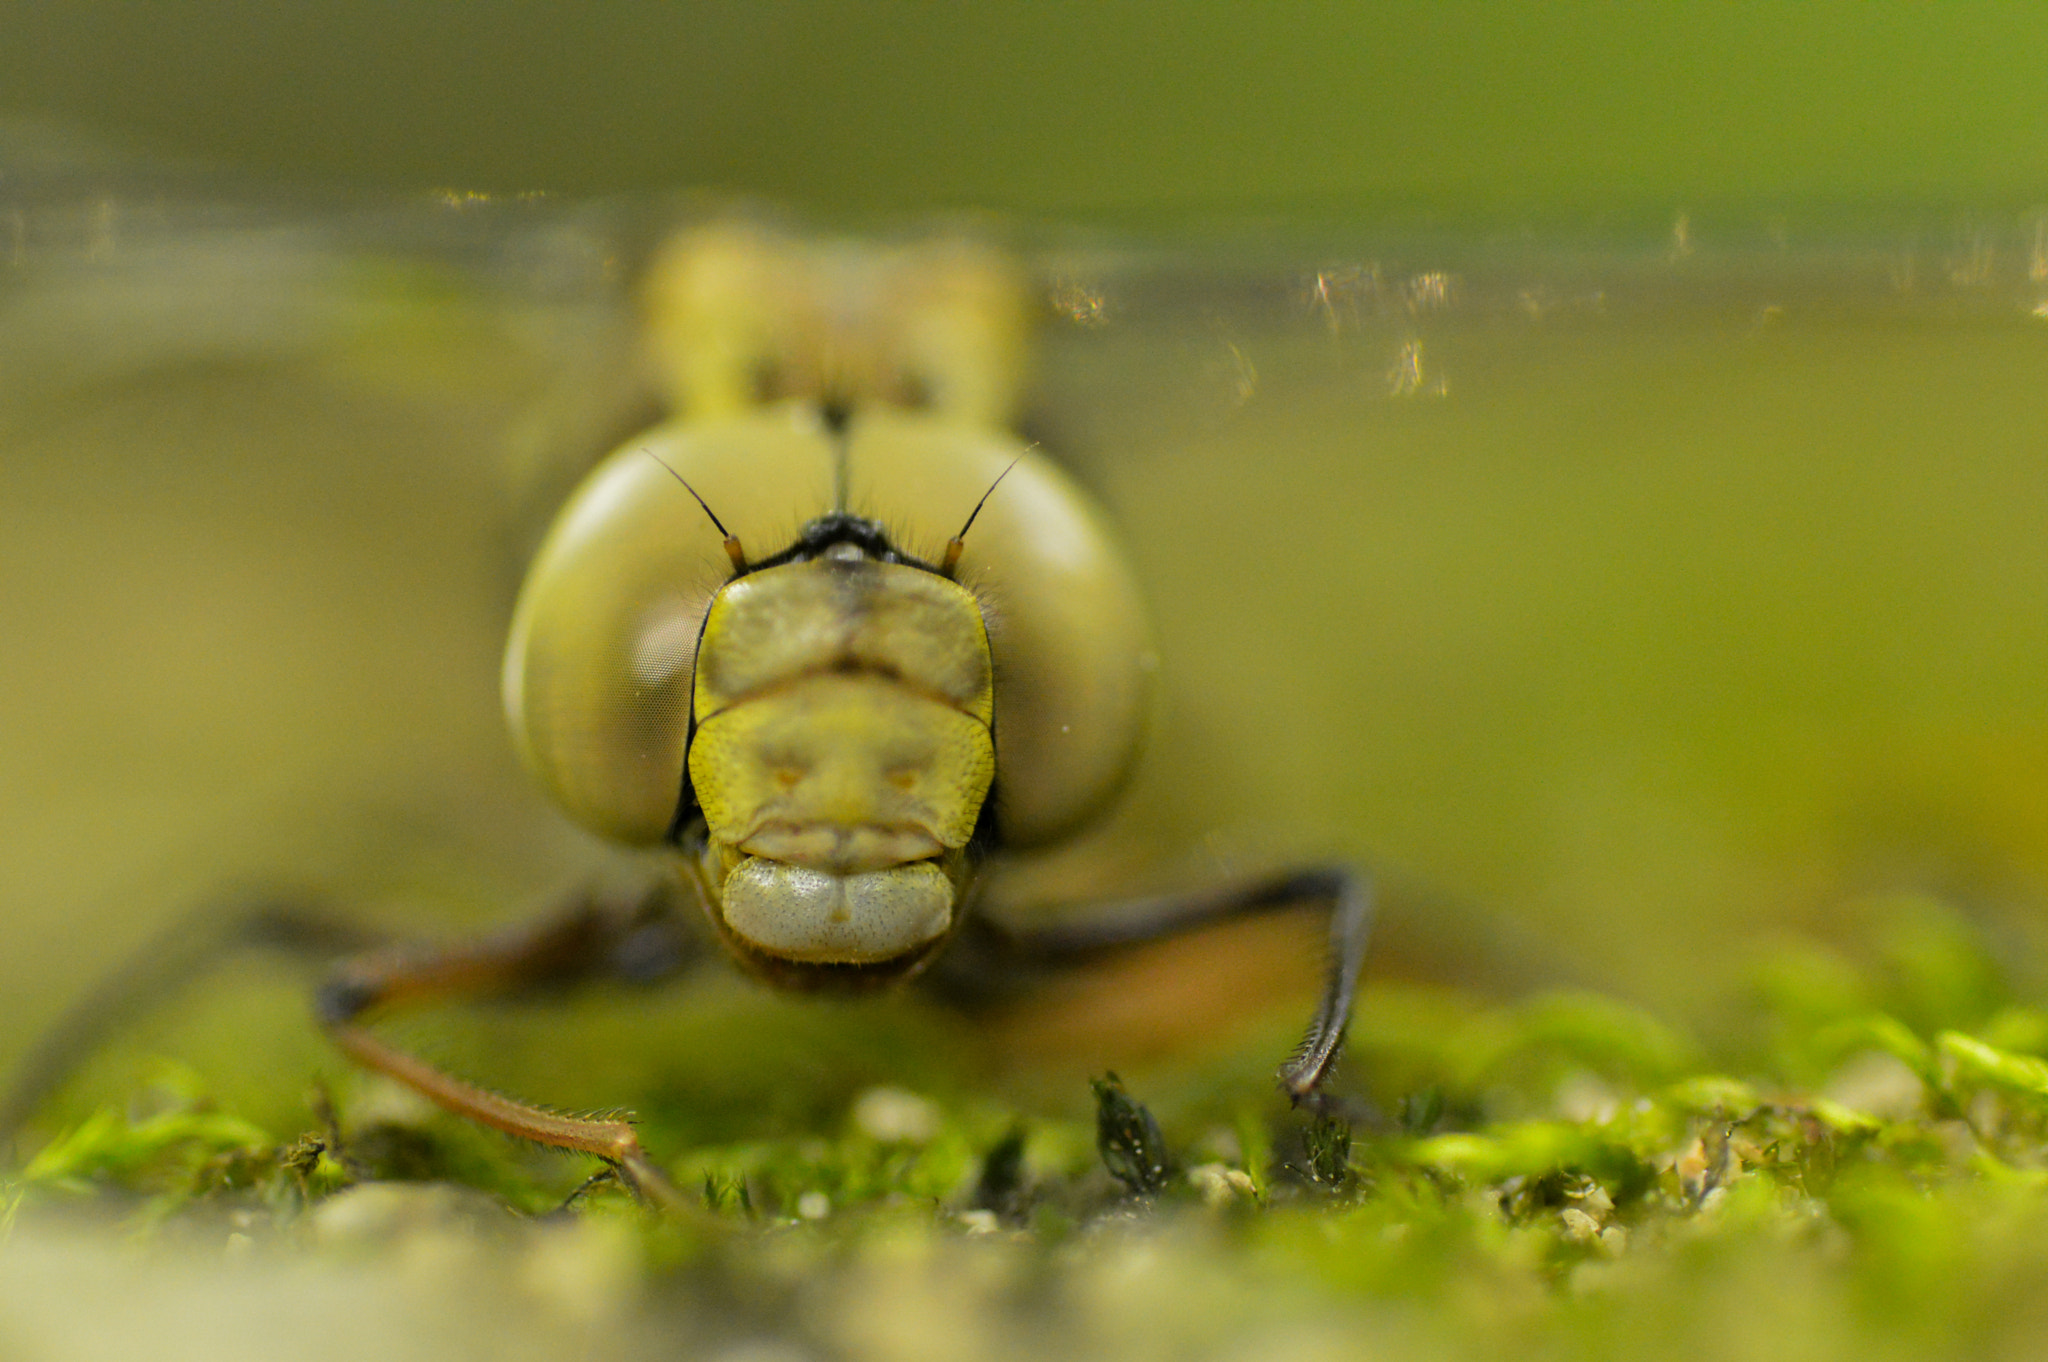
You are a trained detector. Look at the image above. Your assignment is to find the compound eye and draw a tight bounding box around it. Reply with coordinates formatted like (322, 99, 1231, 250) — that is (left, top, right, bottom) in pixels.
(502, 412, 836, 844)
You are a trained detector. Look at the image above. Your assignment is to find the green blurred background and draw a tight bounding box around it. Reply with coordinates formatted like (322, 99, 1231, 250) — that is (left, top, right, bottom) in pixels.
(4, 1, 2048, 1126)
(8, 1, 2048, 221)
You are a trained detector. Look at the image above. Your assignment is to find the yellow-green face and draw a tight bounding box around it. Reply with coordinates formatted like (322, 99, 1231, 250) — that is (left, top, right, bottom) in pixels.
(686, 550, 996, 971)
(498, 404, 1155, 988)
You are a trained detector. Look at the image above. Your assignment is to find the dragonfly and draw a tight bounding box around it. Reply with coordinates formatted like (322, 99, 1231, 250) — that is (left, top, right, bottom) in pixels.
(0, 136, 1383, 1207)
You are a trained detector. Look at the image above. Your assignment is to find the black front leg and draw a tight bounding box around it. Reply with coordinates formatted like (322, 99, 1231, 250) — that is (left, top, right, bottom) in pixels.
(940, 866, 1374, 1106)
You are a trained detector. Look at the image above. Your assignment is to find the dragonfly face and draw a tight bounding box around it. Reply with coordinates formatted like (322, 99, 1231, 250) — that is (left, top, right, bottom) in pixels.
(501, 224, 1156, 989)
(688, 529, 995, 978)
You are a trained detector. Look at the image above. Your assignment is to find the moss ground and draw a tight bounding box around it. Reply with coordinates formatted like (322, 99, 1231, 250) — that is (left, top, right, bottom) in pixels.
(11, 894, 2048, 1361)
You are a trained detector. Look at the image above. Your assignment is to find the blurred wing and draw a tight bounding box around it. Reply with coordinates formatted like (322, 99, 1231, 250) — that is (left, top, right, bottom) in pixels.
(0, 124, 660, 532)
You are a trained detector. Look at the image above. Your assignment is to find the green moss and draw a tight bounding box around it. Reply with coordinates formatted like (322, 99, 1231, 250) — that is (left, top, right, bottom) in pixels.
(16, 896, 2048, 1358)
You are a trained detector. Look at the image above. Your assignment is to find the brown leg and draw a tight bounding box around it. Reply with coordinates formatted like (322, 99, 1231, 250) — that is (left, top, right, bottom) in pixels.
(944, 867, 1373, 1107)
(314, 887, 701, 1212)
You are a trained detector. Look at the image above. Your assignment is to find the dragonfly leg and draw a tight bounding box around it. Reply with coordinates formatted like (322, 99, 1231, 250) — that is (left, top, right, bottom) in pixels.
(315, 885, 701, 1211)
(947, 866, 1374, 1106)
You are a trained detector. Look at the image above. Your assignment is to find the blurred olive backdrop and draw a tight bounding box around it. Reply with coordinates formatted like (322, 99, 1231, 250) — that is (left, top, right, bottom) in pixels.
(8, 2, 2048, 220)
(4, 2, 2048, 1127)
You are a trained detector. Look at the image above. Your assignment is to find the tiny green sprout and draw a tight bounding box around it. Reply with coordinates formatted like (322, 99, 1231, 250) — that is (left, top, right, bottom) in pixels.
(1091, 1073, 1172, 1197)
(1303, 1111, 1354, 1190)
(701, 1172, 754, 1216)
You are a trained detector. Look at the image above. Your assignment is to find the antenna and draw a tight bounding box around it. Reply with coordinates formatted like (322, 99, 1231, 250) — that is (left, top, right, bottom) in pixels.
(643, 449, 747, 573)
(940, 456, 1021, 577)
